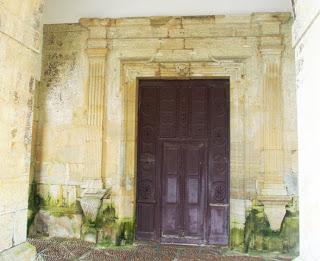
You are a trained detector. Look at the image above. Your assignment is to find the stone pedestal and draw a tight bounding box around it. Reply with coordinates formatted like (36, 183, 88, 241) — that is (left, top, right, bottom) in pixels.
(80, 190, 106, 221)
(29, 210, 82, 239)
(257, 195, 292, 231)
(79, 189, 106, 243)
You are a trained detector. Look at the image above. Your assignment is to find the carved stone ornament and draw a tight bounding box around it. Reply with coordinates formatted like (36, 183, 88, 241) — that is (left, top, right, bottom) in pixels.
(175, 63, 190, 76)
(79, 189, 107, 222)
(257, 195, 292, 231)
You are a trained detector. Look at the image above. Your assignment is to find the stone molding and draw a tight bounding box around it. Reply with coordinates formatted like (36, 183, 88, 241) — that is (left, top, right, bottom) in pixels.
(78, 13, 292, 40)
(119, 59, 247, 217)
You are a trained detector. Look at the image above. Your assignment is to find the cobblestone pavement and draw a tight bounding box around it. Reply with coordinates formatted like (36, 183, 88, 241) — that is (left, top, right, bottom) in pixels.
(27, 238, 271, 261)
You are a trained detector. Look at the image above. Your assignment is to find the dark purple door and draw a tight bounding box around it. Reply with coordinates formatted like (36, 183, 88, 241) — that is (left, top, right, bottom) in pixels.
(136, 80, 230, 245)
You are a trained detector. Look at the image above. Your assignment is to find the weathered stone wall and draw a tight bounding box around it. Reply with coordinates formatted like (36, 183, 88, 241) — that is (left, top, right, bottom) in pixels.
(0, 0, 44, 254)
(35, 13, 298, 254)
(32, 23, 88, 212)
(293, 0, 320, 260)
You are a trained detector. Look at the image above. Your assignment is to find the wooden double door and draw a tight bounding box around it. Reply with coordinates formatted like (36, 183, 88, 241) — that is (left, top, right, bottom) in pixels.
(136, 79, 230, 245)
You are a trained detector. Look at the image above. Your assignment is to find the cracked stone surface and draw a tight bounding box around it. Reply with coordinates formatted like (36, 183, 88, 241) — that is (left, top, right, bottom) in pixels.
(28, 238, 266, 261)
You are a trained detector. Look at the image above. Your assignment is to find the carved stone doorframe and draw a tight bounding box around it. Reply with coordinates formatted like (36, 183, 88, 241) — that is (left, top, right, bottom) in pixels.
(119, 60, 247, 220)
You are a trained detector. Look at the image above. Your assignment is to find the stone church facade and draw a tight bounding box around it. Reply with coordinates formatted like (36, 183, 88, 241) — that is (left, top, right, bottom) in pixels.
(25, 13, 299, 254)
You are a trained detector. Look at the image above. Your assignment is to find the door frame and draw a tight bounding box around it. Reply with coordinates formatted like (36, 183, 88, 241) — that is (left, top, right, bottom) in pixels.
(135, 78, 230, 245)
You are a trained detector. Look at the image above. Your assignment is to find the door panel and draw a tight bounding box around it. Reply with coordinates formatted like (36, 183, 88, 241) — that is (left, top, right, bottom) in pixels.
(136, 85, 158, 240)
(207, 81, 229, 245)
(208, 206, 229, 245)
(183, 142, 205, 238)
(136, 79, 230, 245)
(159, 86, 177, 138)
(162, 142, 181, 236)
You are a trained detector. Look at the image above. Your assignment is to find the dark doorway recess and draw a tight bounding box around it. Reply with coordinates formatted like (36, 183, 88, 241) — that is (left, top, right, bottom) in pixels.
(136, 79, 230, 245)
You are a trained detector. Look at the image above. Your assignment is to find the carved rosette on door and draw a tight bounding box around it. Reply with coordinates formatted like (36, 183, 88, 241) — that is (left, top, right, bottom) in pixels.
(136, 80, 230, 245)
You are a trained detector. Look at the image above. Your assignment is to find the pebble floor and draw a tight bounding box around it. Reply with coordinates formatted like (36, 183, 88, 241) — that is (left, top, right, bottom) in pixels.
(27, 238, 288, 261)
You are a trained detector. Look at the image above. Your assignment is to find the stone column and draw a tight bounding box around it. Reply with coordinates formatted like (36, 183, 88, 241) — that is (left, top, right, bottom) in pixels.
(83, 48, 108, 191)
(258, 45, 291, 231)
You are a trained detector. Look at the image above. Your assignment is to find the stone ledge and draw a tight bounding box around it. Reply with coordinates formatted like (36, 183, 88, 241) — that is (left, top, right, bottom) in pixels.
(0, 243, 36, 261)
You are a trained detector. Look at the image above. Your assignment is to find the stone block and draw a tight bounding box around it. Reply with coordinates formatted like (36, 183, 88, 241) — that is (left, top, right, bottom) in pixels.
(0, 242, 36, 261)
(159, 39, 184, 50)
(30, 210, 82, 239)
(13, 209, 28, 246)
(107, 27, 167, 39)
(261, 22, 281, 35)
(0, 177, 29, 212)
(0, 213, 14, 252)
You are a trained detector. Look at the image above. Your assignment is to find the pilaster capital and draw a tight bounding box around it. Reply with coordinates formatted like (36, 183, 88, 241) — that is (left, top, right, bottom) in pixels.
(80, 18, 110, 40)
(86, 48, 108, 59)
(259, 45, 284, 56)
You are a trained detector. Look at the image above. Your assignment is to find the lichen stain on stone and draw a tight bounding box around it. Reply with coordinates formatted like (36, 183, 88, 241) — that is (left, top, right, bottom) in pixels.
(44, 52, 77, 89)
(11, 128, 17, 139)
(36, 185, 80, 218)
(29, 76, 35, 93)
(13, 91, 19, 103)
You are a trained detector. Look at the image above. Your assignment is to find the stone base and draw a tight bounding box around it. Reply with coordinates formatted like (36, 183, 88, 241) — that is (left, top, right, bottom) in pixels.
(257, 195, 292, 231)
(29, 210, 82, 239)
(0, 243, 37, 261)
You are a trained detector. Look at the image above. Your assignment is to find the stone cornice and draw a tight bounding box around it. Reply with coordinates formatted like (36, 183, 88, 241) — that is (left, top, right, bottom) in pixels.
(77, 13, 292, 40)
(252, 12, 292, 24)
(79, 13, 291, 27)
(80, 18, 112, 27)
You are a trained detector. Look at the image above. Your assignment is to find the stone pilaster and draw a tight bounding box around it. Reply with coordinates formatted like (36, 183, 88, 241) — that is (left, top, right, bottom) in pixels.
(258, 45, 291, 231)
(78, 20, 109, 242)
(83, 48, 107, 190)
(79, 18, 108, 191)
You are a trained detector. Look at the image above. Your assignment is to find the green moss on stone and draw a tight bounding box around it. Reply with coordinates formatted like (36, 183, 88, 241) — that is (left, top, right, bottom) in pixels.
(82, 219, 98, 235)
(82, 203, 135, 247)
(27, 183, 41, 233)
(240, 204, 299, 256)
(96, 204, 118, 229)
(96, 236, 114, 248)
(280, 211, 299, 255)
(38, 194, 80, 217)
(115, 219, 135, 246)
(231, 227, 245, 250)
